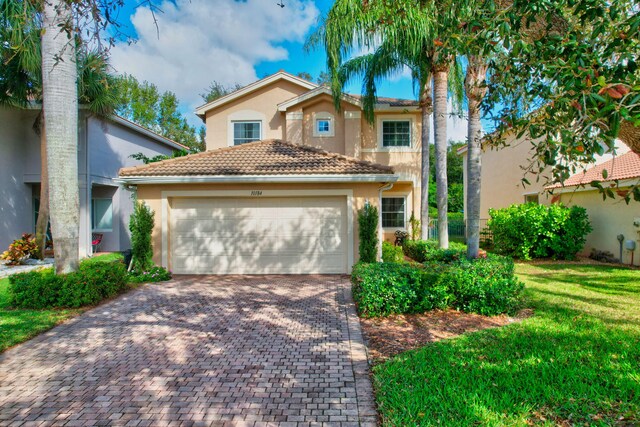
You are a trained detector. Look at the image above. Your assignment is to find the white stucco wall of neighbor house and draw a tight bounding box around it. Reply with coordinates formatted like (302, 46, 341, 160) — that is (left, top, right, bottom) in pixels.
(0, 108, 35, 251)
(0, 107, 180, 257)
(87, 116, 177, 253)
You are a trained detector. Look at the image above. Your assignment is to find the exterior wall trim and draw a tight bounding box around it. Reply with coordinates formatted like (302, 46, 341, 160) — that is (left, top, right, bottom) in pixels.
(159, 189, 355, 273)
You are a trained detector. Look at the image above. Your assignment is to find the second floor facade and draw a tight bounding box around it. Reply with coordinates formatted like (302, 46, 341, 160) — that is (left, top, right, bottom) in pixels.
(195, 71, 422, 185)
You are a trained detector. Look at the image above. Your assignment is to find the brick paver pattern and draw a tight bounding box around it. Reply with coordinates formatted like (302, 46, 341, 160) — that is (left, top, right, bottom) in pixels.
(0, 275, 377, 427)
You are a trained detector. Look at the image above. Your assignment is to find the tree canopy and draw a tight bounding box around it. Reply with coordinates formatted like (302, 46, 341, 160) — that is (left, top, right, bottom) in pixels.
(112, 74, 204, 152)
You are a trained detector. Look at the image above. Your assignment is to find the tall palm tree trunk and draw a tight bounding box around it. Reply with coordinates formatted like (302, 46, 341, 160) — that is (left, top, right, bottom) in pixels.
(35, 116, 49, 260)
(42, 0, 79, 274)
(420, 77, 433, 240)
(433, 65, 449, 249)
(465, 55, 488, 259)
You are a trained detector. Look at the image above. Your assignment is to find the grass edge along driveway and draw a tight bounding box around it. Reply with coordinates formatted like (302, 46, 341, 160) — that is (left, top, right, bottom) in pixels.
(372, 263, 640, 426)
(0, 253, 125, 352)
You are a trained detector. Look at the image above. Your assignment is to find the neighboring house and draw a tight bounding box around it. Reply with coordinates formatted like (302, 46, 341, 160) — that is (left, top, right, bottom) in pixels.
(459, 131, 639, 265)
(547, 151, 640, 266)
(118, 71, 422, 274)
(0, 106, 187, 257)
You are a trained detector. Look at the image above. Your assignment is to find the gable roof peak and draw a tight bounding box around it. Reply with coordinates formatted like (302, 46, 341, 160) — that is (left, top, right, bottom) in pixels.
(194, 71, 317, 118)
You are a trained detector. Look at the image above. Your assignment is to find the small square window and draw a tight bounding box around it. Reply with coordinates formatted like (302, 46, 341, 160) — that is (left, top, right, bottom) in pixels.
(92, 199, 113, 231)
(382, 197, 406, 228)
(524, 194, 539, 204)
(317, 119, 330, 133)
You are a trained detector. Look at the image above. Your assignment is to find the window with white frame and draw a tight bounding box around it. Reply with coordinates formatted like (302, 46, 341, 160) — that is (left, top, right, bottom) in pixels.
(233, 121, 262, 145)
(313, 112, 334, 137)
(381, 120, 411, 147)
(91, 198, 113, 231)
(381, 197, 406, 228)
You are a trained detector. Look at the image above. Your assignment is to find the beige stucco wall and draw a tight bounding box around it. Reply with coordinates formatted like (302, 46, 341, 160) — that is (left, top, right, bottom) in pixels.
(136, 182, 384, 271)
(203, 80, 309, 150)
(553, 189, 640, 266)
(462, 133, 550, 220)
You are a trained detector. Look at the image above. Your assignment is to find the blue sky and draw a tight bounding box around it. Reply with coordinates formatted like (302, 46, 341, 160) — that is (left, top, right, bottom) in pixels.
(109, 0, 468, 140)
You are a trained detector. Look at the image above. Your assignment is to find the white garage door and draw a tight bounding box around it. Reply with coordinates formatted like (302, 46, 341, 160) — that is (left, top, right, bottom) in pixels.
(170, 197, 348, 274)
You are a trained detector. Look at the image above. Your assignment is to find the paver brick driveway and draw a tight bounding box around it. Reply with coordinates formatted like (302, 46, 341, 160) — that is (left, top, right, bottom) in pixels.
(0, 275, 376, 427)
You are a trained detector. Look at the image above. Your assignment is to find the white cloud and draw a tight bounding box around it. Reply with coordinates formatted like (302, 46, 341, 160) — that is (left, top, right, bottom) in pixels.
(110, 0, 319, 122)
(425, 100, 470, 144)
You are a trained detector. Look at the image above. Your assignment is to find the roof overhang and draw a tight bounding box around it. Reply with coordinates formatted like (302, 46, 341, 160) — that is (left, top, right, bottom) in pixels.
(195, 71, 318, 118)
(277, 87, 362, 111)
(117, 174, 399, 185)
(109, 116, 189, 151)
(277, 87, 420, 113)
(546, 178, 639, 193)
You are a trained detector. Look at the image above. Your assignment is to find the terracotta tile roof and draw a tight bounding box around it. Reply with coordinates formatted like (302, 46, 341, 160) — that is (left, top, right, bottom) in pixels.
(548, 151, 640, 188)
(119, 139, 394, 177)
(349, 94, 419, 107)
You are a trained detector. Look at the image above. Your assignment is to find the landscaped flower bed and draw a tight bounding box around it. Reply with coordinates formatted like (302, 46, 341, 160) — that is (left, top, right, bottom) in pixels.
(351, 240, 524, 317)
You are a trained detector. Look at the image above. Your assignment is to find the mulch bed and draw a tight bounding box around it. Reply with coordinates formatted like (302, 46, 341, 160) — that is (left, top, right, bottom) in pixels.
(360, 308, 533, 361)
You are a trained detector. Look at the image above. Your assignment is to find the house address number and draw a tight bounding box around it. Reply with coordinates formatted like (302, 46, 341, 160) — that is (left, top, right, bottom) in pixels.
(251, 190, 263, 196)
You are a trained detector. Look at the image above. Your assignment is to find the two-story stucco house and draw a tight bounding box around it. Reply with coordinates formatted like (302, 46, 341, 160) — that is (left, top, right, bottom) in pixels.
(118, 71, 423, 274)
(0, 106, 187, 258)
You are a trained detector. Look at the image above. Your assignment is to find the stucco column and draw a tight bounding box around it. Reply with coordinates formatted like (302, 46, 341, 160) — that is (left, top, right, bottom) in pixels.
(344, 110, 362, 159)
(285, 112, 303, 144)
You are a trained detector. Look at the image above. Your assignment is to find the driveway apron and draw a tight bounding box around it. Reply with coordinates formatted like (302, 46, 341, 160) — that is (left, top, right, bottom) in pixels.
(0, 275, 377, 426)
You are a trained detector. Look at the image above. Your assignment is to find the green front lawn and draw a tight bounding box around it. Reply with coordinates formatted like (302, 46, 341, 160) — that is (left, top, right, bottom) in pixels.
(373, 263, 640, 426)
(0, 277, 82, 352)
(0, 253, 124, 352)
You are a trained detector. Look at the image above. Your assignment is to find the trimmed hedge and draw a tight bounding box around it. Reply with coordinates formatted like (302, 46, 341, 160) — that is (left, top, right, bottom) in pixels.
(403, 239, 467, 263)
(352, 246, 523, 317)
(488, 203, 592, 260)
(382, 241, 404, 263)
(9, 259, 129, 309)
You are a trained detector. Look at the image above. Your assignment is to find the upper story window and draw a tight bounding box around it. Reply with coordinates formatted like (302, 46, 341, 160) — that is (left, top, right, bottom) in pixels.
(381, 197, 406, 229)
(312, 112, 335, 137)
(317, 119, 330, 134)
(382, 120, 411, 147)
(233, 121, 262, 145)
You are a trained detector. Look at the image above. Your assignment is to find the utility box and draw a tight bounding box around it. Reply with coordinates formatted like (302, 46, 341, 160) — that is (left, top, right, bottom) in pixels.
(625, 240, 637, 251)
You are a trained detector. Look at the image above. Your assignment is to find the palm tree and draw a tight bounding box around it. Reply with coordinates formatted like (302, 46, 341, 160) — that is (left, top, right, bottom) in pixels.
(319, 0, 464, 244)
(464, 55, 488, 258)
(2, 1, 116, 261)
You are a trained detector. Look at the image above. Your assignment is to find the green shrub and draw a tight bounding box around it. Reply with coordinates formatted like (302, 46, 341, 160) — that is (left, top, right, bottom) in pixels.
(438, 254, 524, 316)
(358, 203, 378, 263)
(403, 239, 466, 263)
(128, 266, 172, 283)
(129, 202, 155, 272)
(9, 260, 129, 309)
(9, 268, 63, 309)
(382, 241, 404, 263)
(488, 203, 592, 260)
(351, 248, 524, 317)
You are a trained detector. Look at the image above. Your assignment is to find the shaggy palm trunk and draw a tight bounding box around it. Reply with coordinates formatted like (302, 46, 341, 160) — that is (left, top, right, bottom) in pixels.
(465, 56, 488, 259)
(433, 66, 449, 249)
(35, 118, 49, 260)
(420, 78, 433, 240)
(42, 0, 79, 274)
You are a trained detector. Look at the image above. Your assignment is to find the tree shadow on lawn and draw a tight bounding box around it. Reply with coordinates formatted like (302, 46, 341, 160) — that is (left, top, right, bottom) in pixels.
(0, 275, 367, 425)
(373, 316, 640, 426)
(518, 266, 640, 297)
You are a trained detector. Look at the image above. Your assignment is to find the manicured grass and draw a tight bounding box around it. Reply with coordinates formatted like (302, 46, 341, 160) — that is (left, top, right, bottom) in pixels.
(0, 253, 123, 352)
(372, 263, 640, 426)
(82, 252, 124, 265)
(0, 277, 81, 352)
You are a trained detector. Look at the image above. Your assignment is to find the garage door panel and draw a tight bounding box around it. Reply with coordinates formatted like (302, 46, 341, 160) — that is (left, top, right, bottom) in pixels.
(170, 197, 348, 274)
